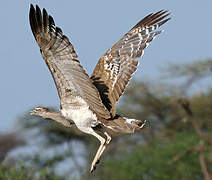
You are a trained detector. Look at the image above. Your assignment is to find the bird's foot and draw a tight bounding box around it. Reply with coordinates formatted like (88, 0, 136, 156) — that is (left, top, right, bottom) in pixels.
(90, 156, 103, 173)
(91, 153, 104, 173)
(90, 161, 97, 173)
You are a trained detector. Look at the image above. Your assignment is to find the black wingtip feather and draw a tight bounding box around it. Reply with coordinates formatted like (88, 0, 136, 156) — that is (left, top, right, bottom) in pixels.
(144, 10, 169, 26)
(131, 9, 170, 31)
(30, 4, 34, 10)
(49, 15, 55, 26)
(148, 12, 170, 27)
(131, 13, 153, 30)
(29, 4, 57, 37)
(56, 27, 63, 36)
(141, 10, 165, 26)
(29, 4, 37, 37)
(42, 8, 48, 33)
(48, 15, 55, 33)
(158, 17, 171, 27)
(35, 5, 43, 33)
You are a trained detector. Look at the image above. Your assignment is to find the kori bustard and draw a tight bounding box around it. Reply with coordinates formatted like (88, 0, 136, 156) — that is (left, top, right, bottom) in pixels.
(29, 4, 170, 172)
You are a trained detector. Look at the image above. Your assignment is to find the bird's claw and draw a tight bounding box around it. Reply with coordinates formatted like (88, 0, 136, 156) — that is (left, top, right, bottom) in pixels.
(90, 164, 96, 173)
(90, 158, 101, 173)
(96, 159, 100, 164)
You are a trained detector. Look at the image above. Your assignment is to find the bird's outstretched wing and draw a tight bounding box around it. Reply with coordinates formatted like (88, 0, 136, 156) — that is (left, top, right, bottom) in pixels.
(91, 10, 170, 117)
(29, 5, 110, 119)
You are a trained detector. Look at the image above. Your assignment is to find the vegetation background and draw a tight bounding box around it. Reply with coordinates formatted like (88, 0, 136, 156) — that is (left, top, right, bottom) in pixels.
(0, 0, 212, 180)
(1, 59, 212, 180)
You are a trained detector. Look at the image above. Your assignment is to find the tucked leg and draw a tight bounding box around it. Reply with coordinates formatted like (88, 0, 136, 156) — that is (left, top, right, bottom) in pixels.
(30, 107, 72, 128)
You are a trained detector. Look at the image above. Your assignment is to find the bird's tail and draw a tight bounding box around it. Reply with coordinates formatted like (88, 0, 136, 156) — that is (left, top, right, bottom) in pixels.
(102, 116, 146, 134)
(124, 117, 146, 131)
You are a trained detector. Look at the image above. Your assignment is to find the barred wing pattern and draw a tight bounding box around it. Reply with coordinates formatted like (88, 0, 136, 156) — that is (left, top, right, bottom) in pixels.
(91, 10, 170, 117)
(29, 5, 111, 119)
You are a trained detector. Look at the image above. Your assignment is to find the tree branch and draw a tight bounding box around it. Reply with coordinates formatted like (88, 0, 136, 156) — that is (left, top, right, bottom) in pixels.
(178, 99, 212, 144)
(197, 140, 211, 180)
(170, 146, 194, 163)
(171, 140, 211, 180)
(178, 99, 212, 180)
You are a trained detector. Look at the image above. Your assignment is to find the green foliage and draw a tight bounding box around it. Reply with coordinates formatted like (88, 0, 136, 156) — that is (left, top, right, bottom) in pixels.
(163, 59, 212, 78)
(0, 164, 63, 180)
(98, 130, 211, 180)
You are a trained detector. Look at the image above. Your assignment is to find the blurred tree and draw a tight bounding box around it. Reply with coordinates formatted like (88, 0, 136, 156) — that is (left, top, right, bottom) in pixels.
(0, 164, 64, 180)
(96, 130, 212, 180)
(94, 59, 212, 180)
(6, 59, 212, 180)
(0, 133, 25, 162)
(16, 109, 100, 178)
(0, 132, 66, 179)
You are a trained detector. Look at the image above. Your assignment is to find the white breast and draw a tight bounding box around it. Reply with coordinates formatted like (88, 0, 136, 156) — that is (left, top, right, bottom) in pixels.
(61, 96, 98, 128)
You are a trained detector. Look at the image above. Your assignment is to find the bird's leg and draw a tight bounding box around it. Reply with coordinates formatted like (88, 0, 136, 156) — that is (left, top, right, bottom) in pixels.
(96, 132, 111, 164)
(104, 132, 112, 144)
(30, 107, 72, 128)
(88, 129, 106, 173)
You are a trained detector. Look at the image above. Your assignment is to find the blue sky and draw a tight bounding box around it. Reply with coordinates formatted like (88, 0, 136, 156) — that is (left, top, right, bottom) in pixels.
(0, 0, 211, 131)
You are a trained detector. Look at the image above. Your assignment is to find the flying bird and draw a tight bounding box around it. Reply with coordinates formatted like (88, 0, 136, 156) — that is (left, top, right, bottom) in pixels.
(29, 4, 170, 172)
